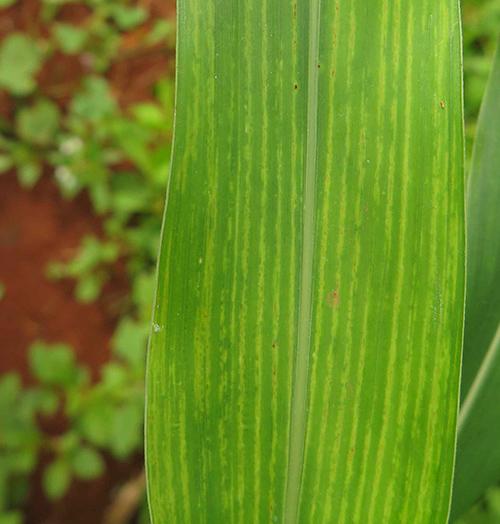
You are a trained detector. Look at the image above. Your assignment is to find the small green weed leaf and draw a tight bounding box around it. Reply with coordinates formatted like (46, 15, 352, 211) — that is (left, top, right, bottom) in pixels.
(154, 79, 174, 130)
(20, 388, 59, 420)
(101, 363, 128, 389)
(53, 23, 87, 54)
(0, 34, 43, 95)
(89, 182, 111, 214)
(43, 459, 70, 500)
(70, 77, 116, 122)
(0, 513, 22, 524)
(7, 449, 37, 475)
(0, 375, 40, 450)
(110, 403, 142, 459)
(77, 401, 114, 447)
(0, 0, 17, 8)
(0, 156, 13, 174)
(57, 432, 79, 455)
(108, 5, 147, 30)
(16, 99, 60, 146)
(34, 389, 59, 416)
(147, 149, 170, 186)
(123, 218, 161, 260)
(110, 173, 151, 215)
(75, 236, 118, 270)
(71, 447, 104, 480)
(131, 103, 165, 130)
(29, 342, 81, 388)
(17, 162, 41, 188)
(75, 273, 104, 303)
(48, 236, 118, 282)
(0, 374, 21, 407)
(108, 119, 152, 173)
(155, 78, 174, 111)
(132, 272, 155, 320)
(0, 396, 41, 459)
(112, 317, 148, 367)
(146, 19, 175, 45)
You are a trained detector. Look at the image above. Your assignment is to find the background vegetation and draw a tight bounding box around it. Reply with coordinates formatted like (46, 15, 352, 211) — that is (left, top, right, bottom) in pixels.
(0, 0, 498, 522)
(0, 0, 174, 522)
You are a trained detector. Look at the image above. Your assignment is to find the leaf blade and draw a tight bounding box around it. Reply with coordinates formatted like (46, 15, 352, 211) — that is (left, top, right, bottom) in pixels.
(451, 41, 500, 520)
(146, 2, 465, 523)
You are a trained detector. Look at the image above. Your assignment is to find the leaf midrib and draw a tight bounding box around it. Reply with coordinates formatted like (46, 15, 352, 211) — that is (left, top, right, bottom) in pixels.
(283, 1, 322, 522)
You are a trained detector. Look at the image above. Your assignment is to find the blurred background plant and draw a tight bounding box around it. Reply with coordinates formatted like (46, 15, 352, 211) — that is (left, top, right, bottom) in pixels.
(0, 0, 498, 523)
(462, 0, 500, 159)
(0, 0, 173, 522)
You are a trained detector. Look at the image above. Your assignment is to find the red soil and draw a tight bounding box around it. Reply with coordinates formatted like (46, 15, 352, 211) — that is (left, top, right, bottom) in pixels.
(0, 173, 128, 380)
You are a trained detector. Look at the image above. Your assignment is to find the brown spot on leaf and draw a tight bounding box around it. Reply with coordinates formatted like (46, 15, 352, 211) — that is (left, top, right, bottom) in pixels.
(326, 289, 340, 308)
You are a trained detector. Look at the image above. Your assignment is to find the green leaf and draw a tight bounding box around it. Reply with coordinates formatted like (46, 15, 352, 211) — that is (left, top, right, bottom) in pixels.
(23, 387, 59, 416)
(17, 162, 41, 188)
(70, 76, 116, 122)
(451, 42, 500, 520)
(101, 362, 128, 389)
(107, 118, 153, 173)
(75, 273, 104, 303)
(6, 449, 37, 474)
(108, 5, 147, 30)
(0, 0, 17, 8)
(131, 103, 166, 130)
(146, 19, 175, 45)
(29, 342, 81, 388)
(57, 432, 80, 454)
(16, 99, 60, 146)
(132, 272, 155, 320)
(155, 79, 174, 131)
(38, 391, 59, 415)
(0, 375, 42, 452)
(71, 447, 104, 480)
(109, 403, 142, 459)
(53, 23, 87, 54)
(0, 34, 43, 95)
(43, 459, 71, 500)
(47, 236, 118, 281)
(77, 401, 113, 447)
(0, 156, 13, 174)
(0, 513, 22, 524)
(0, 374, 21, 407)
(457, 486, 500, 524)
(109, 172, 152, 214)
(112, 317, 148, 367)
(146, 2, 465, 523)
